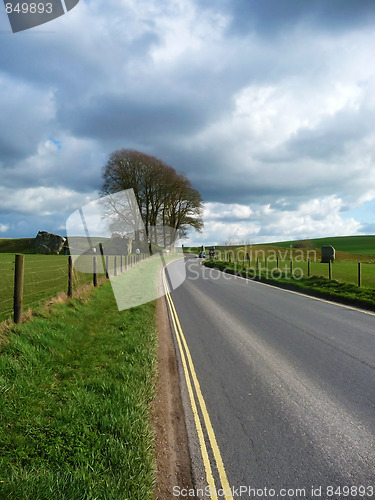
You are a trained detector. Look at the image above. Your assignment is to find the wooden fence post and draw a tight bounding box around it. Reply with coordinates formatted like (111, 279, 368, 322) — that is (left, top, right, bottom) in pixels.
(68, 255, 73, 298)
(99, 243, 108, 279)
(358, 262, 361, 288)
(329, 260, 332, 280)
(290, 258, 293, 275)
(105, 256, 109, 278)
(120, 255, 123, 274)
(93, 256, 98, 287)
(307, 258, 310, 278)
(13, 254, 24, 324)
(114, 256, 117, 276)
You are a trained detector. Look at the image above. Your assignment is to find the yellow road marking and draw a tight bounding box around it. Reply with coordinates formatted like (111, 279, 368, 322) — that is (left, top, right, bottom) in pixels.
(164, 283, 217, 496)
(163, 265, 233, 499)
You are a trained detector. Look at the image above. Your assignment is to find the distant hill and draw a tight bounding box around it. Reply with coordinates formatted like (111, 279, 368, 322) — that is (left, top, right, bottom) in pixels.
(0, 238, 36, 254)
(2, 234, 375, 256)
(263, 235, 375, 255)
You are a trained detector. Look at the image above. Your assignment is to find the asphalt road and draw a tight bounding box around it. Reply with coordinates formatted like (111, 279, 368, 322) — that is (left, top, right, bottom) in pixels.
(166, 256, 375, 499)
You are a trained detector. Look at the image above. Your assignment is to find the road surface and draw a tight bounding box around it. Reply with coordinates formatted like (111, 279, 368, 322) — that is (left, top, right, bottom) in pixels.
(164, 256, 375, 499)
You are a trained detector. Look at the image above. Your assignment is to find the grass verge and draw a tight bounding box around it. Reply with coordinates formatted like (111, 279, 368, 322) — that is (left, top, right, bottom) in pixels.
(203, 259, 375, 312)
(0, 280, 157, 500)
(0, 254, 101, 323)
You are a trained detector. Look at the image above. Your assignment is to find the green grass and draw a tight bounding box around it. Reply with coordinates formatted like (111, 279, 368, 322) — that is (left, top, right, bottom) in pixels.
(0, 254, 101, 323)
(185, 235, 375, 259)
(189, 239, 375, 292)
(262, 235, 375, 255)
(204, 259, 375, 311)
(0, 280, 157, 499)
(0, 250, 181, 323)
(0, 238, 36, 254)
(108, 250, 184, 310)
(231, 258, 375, 289)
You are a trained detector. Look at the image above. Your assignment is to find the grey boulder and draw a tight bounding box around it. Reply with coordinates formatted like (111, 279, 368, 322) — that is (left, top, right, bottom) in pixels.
(35, 231, 66, 255)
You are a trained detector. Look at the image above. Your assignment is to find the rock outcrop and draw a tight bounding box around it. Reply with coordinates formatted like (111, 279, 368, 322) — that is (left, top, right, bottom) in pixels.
(35, 231, 66, 255)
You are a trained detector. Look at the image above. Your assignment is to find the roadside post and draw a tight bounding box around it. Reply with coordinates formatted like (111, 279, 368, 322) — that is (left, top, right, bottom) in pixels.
(13, 254, 24, 324)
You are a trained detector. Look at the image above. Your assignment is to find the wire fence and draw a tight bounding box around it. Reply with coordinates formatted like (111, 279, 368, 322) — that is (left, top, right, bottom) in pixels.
(213, 252, 375, 289)
(0, 253, 147, 324)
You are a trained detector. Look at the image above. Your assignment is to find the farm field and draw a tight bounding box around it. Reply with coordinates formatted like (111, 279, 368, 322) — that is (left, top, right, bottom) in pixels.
(0, 238, 36, 254)
(261, 235, 375, 255)
(1, 236, 375, 323)
(0, 242, 180, 323)
(187, 235, 375, 290)
(242, 258, 375, 289)
(0, 254, 96, 323)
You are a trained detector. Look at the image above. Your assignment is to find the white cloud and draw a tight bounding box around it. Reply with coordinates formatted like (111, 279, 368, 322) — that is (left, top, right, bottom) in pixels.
(187, 195, 364, 245)
(259, 196, 362, 241)
(150, 0, 228, 64)
(0, 186, 97, 216)
(204, 203, 254, 221)
(1, 0, 375, 242)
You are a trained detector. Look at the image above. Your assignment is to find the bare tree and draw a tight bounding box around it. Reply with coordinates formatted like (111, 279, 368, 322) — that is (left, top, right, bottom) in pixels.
(101, 149, 203, 251)
(164, 174, 203, 238)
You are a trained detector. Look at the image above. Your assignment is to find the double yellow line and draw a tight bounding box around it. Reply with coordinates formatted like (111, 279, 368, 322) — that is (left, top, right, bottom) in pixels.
(162, 264, 233, 499)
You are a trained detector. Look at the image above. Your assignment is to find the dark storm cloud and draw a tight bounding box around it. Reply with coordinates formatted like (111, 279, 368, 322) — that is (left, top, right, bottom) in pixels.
(283, 107, 375, 161)
(0, 0, 375, 241)
(0, 139, 24, 165)
(57, 95, 211, 142)
(195, 175, 302, 205)
(222, 0, 375, 36)
(0, 136, 105, 194)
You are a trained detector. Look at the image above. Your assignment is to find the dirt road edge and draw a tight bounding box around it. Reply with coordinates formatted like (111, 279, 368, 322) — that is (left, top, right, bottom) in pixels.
(153, 296, 196, 499)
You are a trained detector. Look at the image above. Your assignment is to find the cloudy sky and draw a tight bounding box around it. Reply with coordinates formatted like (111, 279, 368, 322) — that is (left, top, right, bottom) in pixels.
(1, 0, 375, 246)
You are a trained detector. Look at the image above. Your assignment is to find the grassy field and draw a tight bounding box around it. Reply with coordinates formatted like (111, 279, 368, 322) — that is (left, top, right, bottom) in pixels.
(0, 238, 36, 254)
(261, 235, 375, 255)
(0, 281, 157, 499)
(186, 236, 375, 290)
(203, 259, 375, 311)
(0, 254, 97, 323)
(185, 235, 375, 258)
(0, 249, 179, 323)
(198, 237, 375, 307)
(229, 257, 375, 289)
